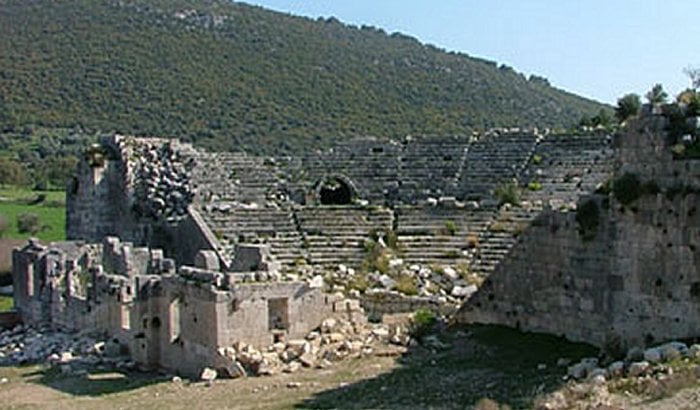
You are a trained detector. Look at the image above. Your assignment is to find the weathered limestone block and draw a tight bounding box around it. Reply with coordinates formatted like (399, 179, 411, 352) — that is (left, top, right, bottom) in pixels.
(194, 250, 220, 271)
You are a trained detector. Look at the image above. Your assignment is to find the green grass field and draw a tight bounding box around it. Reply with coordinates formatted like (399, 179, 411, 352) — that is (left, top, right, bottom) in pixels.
(0, 295, 12, 311)
(0, 186, 65, 242)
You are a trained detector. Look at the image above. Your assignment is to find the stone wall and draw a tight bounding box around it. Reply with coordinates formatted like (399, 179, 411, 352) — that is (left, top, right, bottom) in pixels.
(456, 203, 614, 346)
(456, 112, 700, 350)
(360, 290, 458, 320)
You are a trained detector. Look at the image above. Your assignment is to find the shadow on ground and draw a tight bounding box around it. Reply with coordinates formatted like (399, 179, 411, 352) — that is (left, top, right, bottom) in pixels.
(297, 324, 598, 409)
(27, 366, 165, 396)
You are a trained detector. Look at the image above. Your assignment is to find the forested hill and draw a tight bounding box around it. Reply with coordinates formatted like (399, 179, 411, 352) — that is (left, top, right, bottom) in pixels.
(0, 0, 607, 155)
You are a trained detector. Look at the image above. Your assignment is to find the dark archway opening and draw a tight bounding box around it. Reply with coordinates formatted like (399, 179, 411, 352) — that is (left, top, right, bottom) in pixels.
(319, 178, 353, 205)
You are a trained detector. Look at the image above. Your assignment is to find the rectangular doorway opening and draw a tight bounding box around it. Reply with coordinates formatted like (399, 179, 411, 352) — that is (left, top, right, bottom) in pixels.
(268, 298, 289, 331)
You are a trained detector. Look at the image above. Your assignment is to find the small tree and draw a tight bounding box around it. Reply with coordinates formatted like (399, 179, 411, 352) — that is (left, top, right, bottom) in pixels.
(0, 157, 29, 186)
(615, 93, 641, 123)
(645, 83, 668, 105)
(592, 109, 612, 128)
(684, 66, 700, 90)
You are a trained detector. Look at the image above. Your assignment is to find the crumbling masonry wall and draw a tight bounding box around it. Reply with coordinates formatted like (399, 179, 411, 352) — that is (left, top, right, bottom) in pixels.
(12, 237, 355, 377)
(457, 113, 700, 349)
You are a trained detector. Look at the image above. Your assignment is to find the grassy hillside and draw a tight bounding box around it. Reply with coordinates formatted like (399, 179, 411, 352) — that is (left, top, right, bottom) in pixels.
(0, 0, 608, 155)
(0, 187, 65, 242)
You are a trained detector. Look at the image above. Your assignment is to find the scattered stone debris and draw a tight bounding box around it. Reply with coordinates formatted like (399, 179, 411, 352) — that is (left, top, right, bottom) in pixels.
(536, 341, 700, 409)
(565, 341, 697, 383)
(292, 261, 481, 306)
(0, 316, 413, 382)
(0, 325, 133, 374)
(216, 317, 410, 378)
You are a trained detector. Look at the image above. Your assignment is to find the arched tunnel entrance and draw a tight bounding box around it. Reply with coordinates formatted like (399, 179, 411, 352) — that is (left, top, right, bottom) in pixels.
(318, 177, 354, 205)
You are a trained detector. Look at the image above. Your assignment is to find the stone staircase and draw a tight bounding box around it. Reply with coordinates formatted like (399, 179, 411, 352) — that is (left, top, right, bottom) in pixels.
(520, 133, 613, 206)
(470, 204, 544, 276)
(296, 206, 394, 267)
(197, 205, 303, 267)
(457, 131, 540, 200)
(394, 204, 495, 266)
(397, 136, 471, 201)
(185, 131, 614, 277)
(191, 152, 281, 205)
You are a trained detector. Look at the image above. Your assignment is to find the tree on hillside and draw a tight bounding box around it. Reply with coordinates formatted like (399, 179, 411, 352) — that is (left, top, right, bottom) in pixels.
(615, 94, 641, 123)
(0, 157, 28, 186)
(684, 66, 700, 90)
(645, 84, 667, 105)
(592, 109, 612, 128)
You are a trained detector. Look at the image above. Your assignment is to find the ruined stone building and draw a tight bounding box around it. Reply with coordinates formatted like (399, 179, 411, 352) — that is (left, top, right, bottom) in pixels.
(12, 105, 699, 376)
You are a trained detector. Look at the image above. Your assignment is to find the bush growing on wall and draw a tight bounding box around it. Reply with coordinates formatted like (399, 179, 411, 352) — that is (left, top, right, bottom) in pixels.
(575, 200, 600, 241)
(613, 172, 641, 205)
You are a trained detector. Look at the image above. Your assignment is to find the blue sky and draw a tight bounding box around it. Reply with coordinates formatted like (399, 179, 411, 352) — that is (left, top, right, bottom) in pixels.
(243, 0, 700, 104)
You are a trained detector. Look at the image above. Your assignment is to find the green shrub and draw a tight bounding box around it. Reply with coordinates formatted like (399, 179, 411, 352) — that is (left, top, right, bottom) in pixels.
(348, 272, 370, 293)
(430, 264, 445, 275)
(527, 181, 542, 191)
(494, 181, 520, 206)
(532, 154, 542, 165)
(575, 200, 600, 241)
(362, 241, 391, 274)
(443, 250, 460, 259)
(368, 229, 400, 250)
(394, 274, 418, 296)
(17, 212, 41, 234)
(444, 220, 457, 236)
(410, 308, 437, 338)
(385, 229, 400, 250)
(613, 172, 641, 205)
(375, 253, 390, 274)
(488, 221, 509, 232)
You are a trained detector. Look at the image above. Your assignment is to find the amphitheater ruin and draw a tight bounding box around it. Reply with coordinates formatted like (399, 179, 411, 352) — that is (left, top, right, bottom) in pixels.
(11, 104, 700, 377)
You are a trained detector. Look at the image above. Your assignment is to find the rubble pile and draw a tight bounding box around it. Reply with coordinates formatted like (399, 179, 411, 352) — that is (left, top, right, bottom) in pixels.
(205, 316, 412, 380)
(132, 140, 195, 223)
(0, 325, 133, 374)
(536, 341, 700, 410)
(289, 262, 480, 305)
(565, 341, 699, 383)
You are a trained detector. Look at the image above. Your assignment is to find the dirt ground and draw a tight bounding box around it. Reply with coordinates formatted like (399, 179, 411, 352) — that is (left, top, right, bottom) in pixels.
(1, 325, 699, 409)
(0, 354, 397, 410)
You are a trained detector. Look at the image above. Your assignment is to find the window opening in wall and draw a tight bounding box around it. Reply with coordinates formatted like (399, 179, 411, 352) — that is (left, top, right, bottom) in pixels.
(268, 298, 289, 331)
(26, 264, 34, 297)
(169, 298, 181, 342)
(121, 304, 131, 330)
